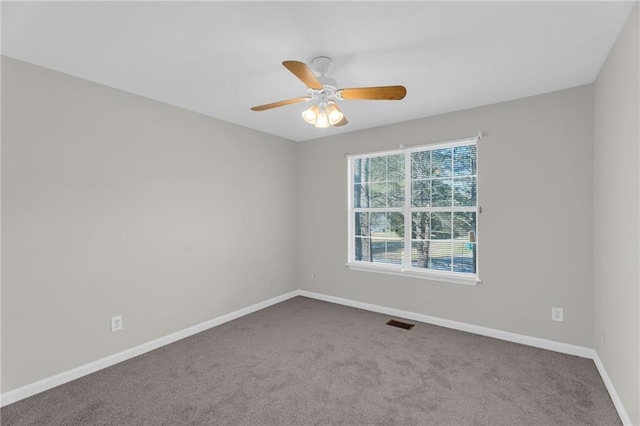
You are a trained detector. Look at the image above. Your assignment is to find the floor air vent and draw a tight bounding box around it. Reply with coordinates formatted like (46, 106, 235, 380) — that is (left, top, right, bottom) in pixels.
(386, 319, 415, 330)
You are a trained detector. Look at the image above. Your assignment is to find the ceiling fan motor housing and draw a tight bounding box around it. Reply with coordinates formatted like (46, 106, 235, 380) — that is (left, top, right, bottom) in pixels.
(307, 82, 338, 106)
(319, 77, 338, 90)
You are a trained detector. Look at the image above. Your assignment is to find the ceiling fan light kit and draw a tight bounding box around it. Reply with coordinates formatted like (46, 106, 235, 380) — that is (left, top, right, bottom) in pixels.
(302, 101, 344, 128)
(251, 56, 406, 129)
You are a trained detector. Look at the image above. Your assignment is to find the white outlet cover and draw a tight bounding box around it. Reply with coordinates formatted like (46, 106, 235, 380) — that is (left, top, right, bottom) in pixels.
(111, 315, 123, 332)
(551, 307, 564, 322)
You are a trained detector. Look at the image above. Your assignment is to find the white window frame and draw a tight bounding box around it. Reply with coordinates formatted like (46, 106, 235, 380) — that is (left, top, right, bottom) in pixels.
(346, 136, 481, 286)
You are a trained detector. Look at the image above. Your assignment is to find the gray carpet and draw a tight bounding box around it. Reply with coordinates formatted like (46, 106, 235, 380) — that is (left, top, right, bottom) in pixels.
(1, 296, 620, 425)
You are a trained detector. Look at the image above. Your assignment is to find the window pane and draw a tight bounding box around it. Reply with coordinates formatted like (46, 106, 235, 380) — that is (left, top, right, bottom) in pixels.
(355, 212, 370, 236)
(411, 212, 430, 240)
(428, 241, 452, 271)
(387, 154, 405, 181)
(453, 242, 476, 273)
(411, 240, 430, 268)
(371, 212, 386, 235)
(431, 148, 452, 177)
(372, 238, 404, 264)
(387, 181, 405, 208)
(354, 237, 371, 262)
(353, 158, 365, 183)
(362, 182, 406, 209)
(371, 238, 386, 262)
(369, 157, 387, 182)
(369, 182, 386, 208)
(371, 212, 404, 238)
(453, 212, 476, 240)
(367, 212, 405, 265)
(386, 239, 404, 264)
(411, 180, 431, 207)
(353, 183, 369, 208)
(354, 158, 372, 183)
(453, 177, 476, 207)
(412, 241, 455, 271)
(454, 145, 477, 176)
(411, 151, 431, 179)
(430, 212, 452, 240)
(431, 178, 453, 207)
(387, 212, 404, 238)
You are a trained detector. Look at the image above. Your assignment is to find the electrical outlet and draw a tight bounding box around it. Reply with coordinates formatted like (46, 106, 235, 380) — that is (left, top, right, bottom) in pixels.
(551, 307, 563, 322)
(111, 315, 123, 332)
(312, 271, 318, 280)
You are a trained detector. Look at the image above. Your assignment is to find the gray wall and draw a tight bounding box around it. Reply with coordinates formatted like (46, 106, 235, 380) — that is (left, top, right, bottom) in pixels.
(297, 85, 594, 348)
(593, 4, 640, 424)
(1, 57, 298, 392)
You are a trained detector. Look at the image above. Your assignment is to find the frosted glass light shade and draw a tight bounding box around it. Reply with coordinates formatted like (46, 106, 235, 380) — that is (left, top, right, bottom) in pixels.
(315, 109, 330, 128)
(301, 105, 319, 124)
(326, 103, 344, 125)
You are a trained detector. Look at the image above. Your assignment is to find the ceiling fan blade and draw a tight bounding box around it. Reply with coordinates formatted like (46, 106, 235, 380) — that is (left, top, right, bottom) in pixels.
(339, 85, 407, 100)
(251, 97, 309, 111)
(282, 61, 323, 90)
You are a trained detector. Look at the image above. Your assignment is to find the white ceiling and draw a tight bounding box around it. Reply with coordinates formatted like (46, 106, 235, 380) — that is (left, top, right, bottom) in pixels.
(1, 1, 635, 142)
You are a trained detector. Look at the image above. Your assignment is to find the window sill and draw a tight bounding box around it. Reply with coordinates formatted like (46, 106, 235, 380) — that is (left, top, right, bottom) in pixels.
(345, 262, 481, 286)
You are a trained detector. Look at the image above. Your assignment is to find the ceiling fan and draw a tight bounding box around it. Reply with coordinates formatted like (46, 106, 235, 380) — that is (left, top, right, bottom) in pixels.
(251, 56, 407, 128)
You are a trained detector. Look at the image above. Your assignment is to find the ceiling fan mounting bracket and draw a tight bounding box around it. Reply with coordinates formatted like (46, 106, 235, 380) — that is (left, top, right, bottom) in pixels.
(310, 56, 333, 75)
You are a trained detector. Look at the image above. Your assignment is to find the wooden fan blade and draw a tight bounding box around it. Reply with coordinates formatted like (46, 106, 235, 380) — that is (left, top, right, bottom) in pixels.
(251, 97, 309, 111)
(339, 85, 407, 100)
(282, 61, 323, 90)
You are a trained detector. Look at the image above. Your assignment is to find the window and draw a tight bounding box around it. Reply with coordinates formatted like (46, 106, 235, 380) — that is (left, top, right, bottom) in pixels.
(347, 137, 480, 285)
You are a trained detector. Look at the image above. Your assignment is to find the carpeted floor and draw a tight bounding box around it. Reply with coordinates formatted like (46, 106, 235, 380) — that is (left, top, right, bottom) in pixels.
(1, 296, 621, 425)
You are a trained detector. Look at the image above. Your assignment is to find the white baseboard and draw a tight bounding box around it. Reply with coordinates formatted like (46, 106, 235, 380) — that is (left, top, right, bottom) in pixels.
(297, 290, 631, 425)
(0, 290, 299, 407)
(1, 288, 631, 426)
(297, 290, 593, 358)
(592, 351, 633, 425)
